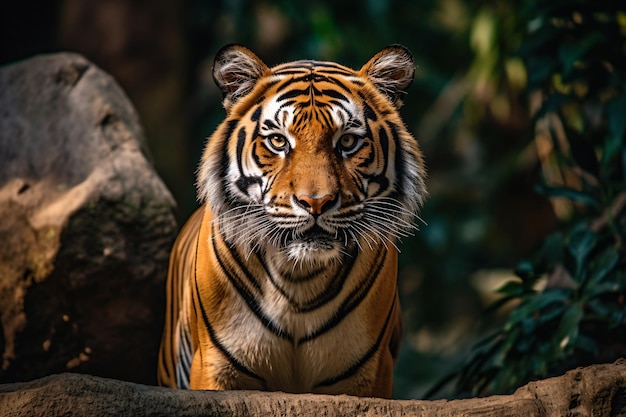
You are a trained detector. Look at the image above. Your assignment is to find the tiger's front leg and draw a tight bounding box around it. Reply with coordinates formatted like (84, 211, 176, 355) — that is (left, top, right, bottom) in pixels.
(188, 346, 254, 391)
(188, 342, 268, 391)
(189, 349, 222, 390)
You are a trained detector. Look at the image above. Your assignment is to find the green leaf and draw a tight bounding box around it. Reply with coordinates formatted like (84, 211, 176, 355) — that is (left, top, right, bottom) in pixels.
(472, 331, 503, 351)
(567, 228, 598, 280)
(497, 279, 525, 295)
(505, 289, 569, 330)
(602, 133, 623, 167)
(558, 32, 604, 78)
(520, 317, 537, 336)
(526, 56, 558, 90)
(483, 295, 521, 316)
(539, 233, 565, 265)
(514, 261, 535, 282)
(587, 299, 626, 328)
(535, 184, 600, 208)
(517, 24, 561, 59)
(589, 246, 619, 283)
(499, 326, 522, 357)
(533, 93, 571, 121)
(587, 299, 612, 317)
(483, 294, 520, 316)
(584, 282, 622, 301)
(607, 95, 626, 142)
(554, 304, 584, 354)
(575, 334, 598, 355)
(536, 302, 566, 323)
(568, 228, 597, 259)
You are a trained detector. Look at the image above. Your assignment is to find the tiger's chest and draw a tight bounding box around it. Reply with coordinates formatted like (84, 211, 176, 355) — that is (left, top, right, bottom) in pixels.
(191, 214, 399, 394)
(221, 292, 372, 393)
(199, 247, 395, 394)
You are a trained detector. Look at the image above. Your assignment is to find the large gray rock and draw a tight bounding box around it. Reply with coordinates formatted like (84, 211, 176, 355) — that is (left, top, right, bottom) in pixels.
(0, 53, 177, 385)
(0, 360, 624, 416)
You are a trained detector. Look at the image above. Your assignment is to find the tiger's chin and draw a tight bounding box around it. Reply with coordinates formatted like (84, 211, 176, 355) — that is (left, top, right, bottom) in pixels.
(283, 237, 344, 266)
(259, 229, 346, 272)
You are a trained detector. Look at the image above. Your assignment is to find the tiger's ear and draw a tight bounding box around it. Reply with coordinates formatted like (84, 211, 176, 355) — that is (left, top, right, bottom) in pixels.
(360, 45, 415, 107)
(212, 44, 269, 112)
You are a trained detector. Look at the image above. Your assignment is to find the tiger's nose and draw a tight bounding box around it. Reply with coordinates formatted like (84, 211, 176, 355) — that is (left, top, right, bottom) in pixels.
(295, 194, 337, 215)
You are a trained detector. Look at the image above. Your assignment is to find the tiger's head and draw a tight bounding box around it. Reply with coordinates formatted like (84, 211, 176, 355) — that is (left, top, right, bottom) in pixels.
(198, 44, 427, 269)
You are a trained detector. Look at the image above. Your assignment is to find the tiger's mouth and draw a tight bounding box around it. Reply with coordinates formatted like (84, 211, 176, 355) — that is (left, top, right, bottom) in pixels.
(284, 224, 341, 254)
(298, 224, 333, 242)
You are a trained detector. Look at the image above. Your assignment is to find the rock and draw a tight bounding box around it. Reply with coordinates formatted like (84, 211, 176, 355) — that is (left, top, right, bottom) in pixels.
(0, 53, 177, 385)
(0, 360, 625, 417)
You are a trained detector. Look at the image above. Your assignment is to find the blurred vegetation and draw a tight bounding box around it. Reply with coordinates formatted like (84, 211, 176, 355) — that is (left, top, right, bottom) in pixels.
(438, 0, 626, 397)
(1, 0, 624, 400)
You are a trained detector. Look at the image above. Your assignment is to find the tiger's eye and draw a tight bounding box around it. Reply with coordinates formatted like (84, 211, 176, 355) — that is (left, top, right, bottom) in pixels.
(338, 134, 359, 152)
(267, 134, 288, 152)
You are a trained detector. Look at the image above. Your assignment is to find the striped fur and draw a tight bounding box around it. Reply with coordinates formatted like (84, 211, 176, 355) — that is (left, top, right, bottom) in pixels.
(158, 44, 427, 398)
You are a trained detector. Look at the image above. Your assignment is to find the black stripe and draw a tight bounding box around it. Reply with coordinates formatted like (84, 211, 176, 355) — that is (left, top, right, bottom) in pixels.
(261, 171, 277, 195)
(191, 224, 265, 383)
(325, 76, 354, 93)
(366, 126, 390, 196)
(389, 122, 405, 192)
(193, 267, 265, 382)
(254, 251, 325, 284)
(357, 139, 375, 169)
(234, 124, 265, 194)
(274, 77, 301, 93)
(351, 170, 366, 195)
(316, 107, 333, 127)
(275, 62, 314, 72)
(236, 126, 247, 176)
(277, 88, 309, 102)
(361, 96, 378, 122)
(222, 228, 263, 293)
(219, 119, 240, 183)
(299, 246, 387, 344)
(178, 325, 192, 386)
(212, 224, 294, 342)
(328, 99, 351, 114)
(251, 141, 270, 170)
(167, 217, 201, 385)
(263, 119, 278, 130)
(275, 61, 353, 73)
(235, 176, 263, 195)
(321, 89, 349, 102)
(309, 61, 352, 71)
(273, 69, 311, 76)
(275, 73, 353, 96)
(379, 126, 390, 173)
(251, 106, 262, 122)
(315, 69, 357, 76)
(314, 294, 397, 388)
(264, 248, 357, 314)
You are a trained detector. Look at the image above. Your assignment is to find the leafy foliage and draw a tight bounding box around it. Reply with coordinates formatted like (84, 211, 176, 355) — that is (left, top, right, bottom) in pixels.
(446, 0, 626, 396)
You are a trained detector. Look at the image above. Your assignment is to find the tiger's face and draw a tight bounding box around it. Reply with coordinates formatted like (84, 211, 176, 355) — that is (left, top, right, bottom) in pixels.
(198, 45, 426, 269)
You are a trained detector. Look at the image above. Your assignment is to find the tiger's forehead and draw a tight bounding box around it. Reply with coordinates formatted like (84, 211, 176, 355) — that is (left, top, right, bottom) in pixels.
(271, 59, 360, 78)
(256, 63, 365, 137)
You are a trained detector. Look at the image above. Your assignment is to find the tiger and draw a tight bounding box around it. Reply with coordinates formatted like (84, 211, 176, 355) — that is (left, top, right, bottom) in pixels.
(157, 44, 427, 399)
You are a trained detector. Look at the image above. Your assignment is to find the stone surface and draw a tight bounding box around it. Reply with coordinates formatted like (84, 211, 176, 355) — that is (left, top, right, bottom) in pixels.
(0, 360, 624, 417)
(0, 53, 177, 385)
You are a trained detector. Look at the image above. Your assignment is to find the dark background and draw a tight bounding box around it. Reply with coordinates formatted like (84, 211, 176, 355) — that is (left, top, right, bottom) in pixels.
(5, 0, 620, 399)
